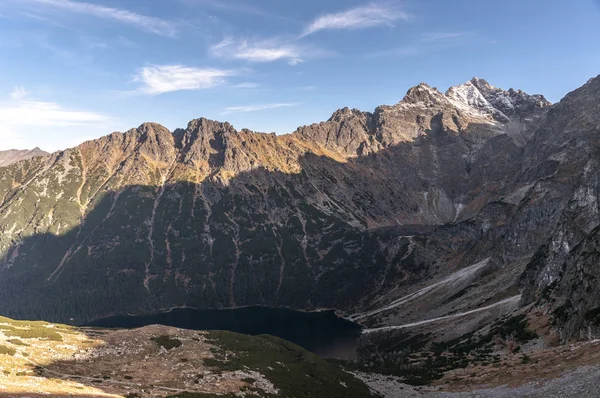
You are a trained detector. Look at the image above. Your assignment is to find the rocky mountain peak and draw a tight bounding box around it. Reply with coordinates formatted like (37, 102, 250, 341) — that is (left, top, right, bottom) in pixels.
(185, 117, 236, 135)
(560, 73, 600, 103)
(400, 83, 446, 106)
(328, 107, 368, 122)
(469, 77, 551, 119)
(445, 80, 509, 122)
(292, 78, 555, 157)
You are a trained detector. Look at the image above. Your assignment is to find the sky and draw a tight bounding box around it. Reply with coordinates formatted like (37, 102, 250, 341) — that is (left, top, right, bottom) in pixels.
(1, 0, 600, 152)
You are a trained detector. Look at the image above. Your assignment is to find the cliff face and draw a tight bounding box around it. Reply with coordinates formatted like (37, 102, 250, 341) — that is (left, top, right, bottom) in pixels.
(0, 76, 597, 339)
(518, 75, 600, 341)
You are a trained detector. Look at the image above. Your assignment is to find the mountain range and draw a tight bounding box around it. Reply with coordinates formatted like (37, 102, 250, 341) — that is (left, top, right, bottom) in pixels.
(1, 75, 599, 350)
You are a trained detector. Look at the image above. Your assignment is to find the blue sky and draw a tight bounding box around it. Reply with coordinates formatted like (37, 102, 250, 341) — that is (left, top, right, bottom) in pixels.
(1, 0, 599, 151)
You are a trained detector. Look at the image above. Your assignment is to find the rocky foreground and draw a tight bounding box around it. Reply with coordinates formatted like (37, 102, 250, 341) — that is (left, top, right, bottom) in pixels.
(2, 314, 600, 397)
(0, 316, 373, 397)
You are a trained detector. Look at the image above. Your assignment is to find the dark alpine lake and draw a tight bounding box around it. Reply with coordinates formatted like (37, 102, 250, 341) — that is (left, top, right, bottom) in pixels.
(85, 307, 362, 359)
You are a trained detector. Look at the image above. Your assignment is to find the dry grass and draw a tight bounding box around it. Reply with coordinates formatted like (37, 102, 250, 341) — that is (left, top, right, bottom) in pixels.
(0, 319, 274, 397)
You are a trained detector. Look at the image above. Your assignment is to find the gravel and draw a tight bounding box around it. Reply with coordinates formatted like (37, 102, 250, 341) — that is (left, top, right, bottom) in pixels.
(429, 365, 600, 398)
(354, 365, 600, 398)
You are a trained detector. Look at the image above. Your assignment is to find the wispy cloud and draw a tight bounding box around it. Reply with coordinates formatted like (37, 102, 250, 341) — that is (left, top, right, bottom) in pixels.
(78, 36, 108, 50)
(211, 37, 304, 65)
(301, 3, 410, 37)
(210, 37, 331, 65)
(0, 87, 113, 151)
(422, 32, 465, 42)
(368, 32, 467, 58)
(232, 82, 259, 89)
(27, 0, 177, 37)
(222, 102, 301, 115)
(184, 0, 295, 22)
(367, 45, 420, 58)
(10, 86, 30, 101)
(116, 36, 139, 48)
(19, 11, 74, 29)
(0, 87, 107, 131)
(134, 65, 236, 95)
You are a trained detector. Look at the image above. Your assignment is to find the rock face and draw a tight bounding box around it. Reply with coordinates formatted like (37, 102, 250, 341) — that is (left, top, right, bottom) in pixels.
(518, 76, 600, 341)
(0, 76, 597, 342)
(0, 147, 48, 167)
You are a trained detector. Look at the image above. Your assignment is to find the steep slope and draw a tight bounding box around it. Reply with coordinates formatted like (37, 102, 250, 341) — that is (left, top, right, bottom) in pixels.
(0, 75, 582, 336)
(359, 75, 600, 334)
(0, 147, 48, 167)
(517, 75, 600, 341)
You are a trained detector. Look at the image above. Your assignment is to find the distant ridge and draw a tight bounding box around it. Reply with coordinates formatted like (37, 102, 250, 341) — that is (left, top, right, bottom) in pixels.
(0, 147, 49, 167)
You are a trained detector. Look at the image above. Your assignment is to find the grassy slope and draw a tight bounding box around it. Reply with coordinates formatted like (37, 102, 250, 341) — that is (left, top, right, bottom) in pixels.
(0, 315, 375, 397)
(171, 330, 376, 398)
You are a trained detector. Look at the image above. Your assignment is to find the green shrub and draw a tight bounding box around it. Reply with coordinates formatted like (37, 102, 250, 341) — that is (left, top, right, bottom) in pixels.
(7, 339, 28, 346)
(0, 344, 16, 356)
(202, 331, 373, 398)
(150, 335, 182, 350)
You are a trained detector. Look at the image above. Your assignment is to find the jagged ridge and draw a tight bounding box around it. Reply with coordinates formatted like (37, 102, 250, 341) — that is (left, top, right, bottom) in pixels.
(0, 75, 597, 347)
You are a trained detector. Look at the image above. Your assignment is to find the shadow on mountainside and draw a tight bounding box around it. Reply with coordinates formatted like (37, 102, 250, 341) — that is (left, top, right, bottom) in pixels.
(0, 120, 556, 326)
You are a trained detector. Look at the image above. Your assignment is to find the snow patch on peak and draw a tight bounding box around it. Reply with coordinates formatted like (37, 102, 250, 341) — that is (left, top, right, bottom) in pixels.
(446, 81, 491, 110)
(469, 79, 517, 113)
(446, 81, 509, 121)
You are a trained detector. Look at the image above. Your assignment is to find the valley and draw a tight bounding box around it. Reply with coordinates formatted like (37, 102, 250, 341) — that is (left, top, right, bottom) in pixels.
(1, 74, 600, 396)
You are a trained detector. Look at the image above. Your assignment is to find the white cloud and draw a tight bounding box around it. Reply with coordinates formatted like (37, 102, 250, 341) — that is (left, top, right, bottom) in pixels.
(0, 91, 107, 127)
(302, 3, 410, 37)
(210, 37, 312, 65)
(0, 87, 110, 151)
(28, 0, 177, 37)
(134, 65, 236, 95)
(222, 103, 301, 115)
